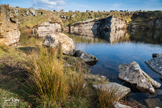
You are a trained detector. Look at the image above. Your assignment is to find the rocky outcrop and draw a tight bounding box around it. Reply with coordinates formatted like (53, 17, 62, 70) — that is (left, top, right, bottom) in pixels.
(74, 50, 98, 65)
(0, 5, 20, 45)
(43, 33, 75, 55)
(93, 83, 131, 100)
(145, 56, 162, 76)
(34, 22, 62, 37)
(118, 61, 161, 94)
(70, 15, 127, 33)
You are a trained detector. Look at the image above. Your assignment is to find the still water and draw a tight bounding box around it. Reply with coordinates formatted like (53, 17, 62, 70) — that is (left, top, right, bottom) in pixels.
(68, 30, 162, 107)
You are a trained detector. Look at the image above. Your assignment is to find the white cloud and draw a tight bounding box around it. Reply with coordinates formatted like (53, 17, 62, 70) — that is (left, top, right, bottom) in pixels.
(32, 0, 67, 10)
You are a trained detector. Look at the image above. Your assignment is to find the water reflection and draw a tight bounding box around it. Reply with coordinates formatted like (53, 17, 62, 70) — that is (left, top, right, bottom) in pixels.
(69, 29, 162, 45)
(68, 29, 162, 107)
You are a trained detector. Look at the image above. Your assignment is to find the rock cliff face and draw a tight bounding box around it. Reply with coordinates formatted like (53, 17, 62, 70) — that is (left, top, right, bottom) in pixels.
(129, 12, 162, 30)
(33, 22, 62, 37)
(70, 15, 127, 33)
(0, 5, 20, 45)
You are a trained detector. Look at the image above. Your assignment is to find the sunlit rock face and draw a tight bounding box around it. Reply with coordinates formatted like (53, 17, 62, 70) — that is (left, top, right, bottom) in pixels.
(35, 22, 62, 37)
(70, 15, 127, 33)
(0, 5, 20, 45)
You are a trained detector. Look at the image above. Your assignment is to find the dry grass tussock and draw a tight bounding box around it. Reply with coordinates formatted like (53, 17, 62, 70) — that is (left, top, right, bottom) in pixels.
(98, 85, 119, 108)
(24, 46, 84, 107)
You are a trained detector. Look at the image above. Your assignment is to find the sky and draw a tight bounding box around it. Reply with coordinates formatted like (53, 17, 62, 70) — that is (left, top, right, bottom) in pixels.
(0, 0, 162, 12)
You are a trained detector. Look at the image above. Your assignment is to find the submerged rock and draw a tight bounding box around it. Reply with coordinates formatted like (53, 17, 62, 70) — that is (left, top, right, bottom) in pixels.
(145, 98, 162, 108)
(43, 33, 75, 55)
(74, 50, 98, 65)
(118, 61, 161, 94)
(93, 83, 131, 100)
(145, 56, 162, 76)
(152, 53, 162, 58)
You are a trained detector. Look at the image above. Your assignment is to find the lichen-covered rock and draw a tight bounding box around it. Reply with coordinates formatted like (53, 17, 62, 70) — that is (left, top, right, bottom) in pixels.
(43, 33, 75, 55)
(74, 50, 98, 65)
(0, 5, 20, 45)
(118, 61, 161, 94)
(93, 83, 131, 100)
(36, 22, 62, 37)
(146, 56, 162, 76)
(43, 36, 55, 47)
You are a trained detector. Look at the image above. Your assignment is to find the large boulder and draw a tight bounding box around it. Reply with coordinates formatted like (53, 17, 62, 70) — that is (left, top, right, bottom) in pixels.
(43, 33, 75, 55)
(93, 83, 131, 100)
(118, 61, 161, 94)
(145, 56, 162, 76)
(74, 50, 98, 65)
(0, 5, 20, 45)
(29, 7, 36, 16)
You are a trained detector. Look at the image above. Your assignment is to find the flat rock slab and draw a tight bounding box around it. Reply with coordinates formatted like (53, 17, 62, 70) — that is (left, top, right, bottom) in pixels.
(145, 98, 162, 108)
(118, 61, 161, 94)
(145, 56, 162, 76)
(93, 82, 131, 100)
(114, 102, 132, 108)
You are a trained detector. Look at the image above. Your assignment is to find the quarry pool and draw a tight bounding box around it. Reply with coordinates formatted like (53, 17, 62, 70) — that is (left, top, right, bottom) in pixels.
(69, 30, 162, 107)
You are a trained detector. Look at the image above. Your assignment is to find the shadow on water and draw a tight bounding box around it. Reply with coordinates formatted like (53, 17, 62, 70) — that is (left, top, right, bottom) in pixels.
(68, 29, 162, 107)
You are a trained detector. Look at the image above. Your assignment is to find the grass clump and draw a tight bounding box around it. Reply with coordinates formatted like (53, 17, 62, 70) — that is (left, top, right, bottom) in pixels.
(25, 46, 69, 106)
(24, 46, 86, 107)
(0, 43, 9, 51)
(98, 86, 119, 108)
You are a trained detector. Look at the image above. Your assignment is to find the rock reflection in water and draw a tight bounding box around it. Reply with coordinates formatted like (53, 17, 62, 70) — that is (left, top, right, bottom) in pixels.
(130, 30, 162, 44)
(69, 29, 130, 44)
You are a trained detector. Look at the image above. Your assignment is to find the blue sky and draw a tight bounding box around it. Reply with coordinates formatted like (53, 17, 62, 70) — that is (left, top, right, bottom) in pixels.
(0, 0, 162, 12)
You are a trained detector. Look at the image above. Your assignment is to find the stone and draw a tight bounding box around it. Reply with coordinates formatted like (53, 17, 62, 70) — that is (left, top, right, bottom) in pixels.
(29, 7, 36, 16)
(145, 98, 162, 108)
(73, 50, 98, 65)
(36, 22, 62, 37)
(50, 33, 75, 55)
(0, 5, 20, 45)
(71, 14, 76, 18)
(152, 53, 162, 58)
(25, 11, 29, 16)
(43, 36, 55, 47)
(60, 9, 64, 12)
(145, 56, 162, 76)
(64, 63, 73, 67)
(114, 102, 132, 108)
(93, 83, 131, 100)
(118, 61, 161, 94)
